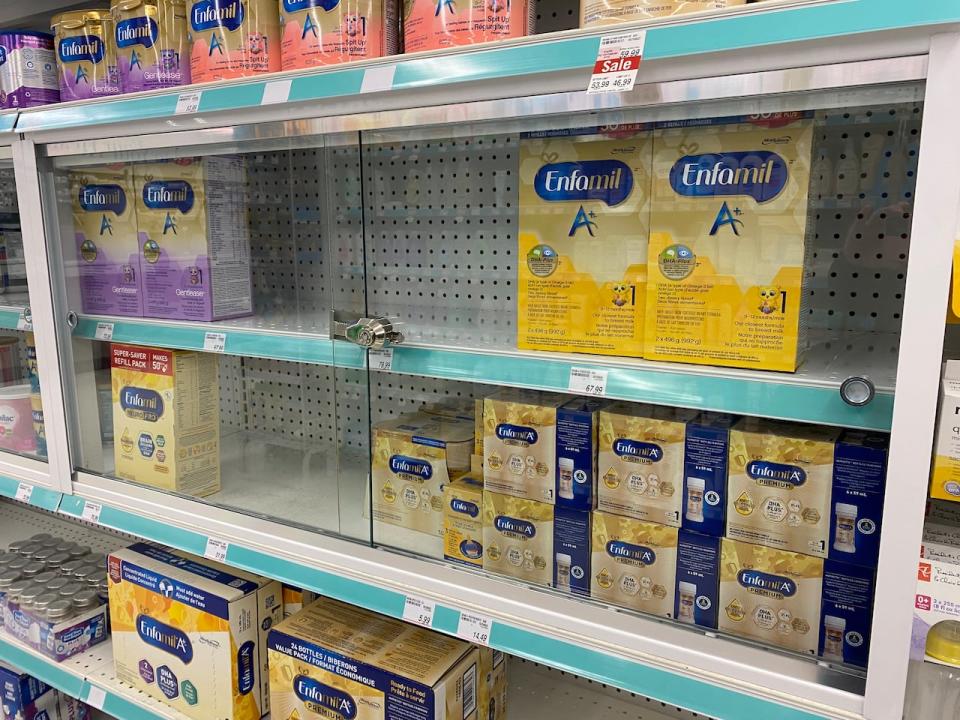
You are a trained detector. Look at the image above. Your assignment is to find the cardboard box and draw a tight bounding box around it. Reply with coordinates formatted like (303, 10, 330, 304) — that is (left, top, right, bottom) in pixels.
(444, 475, 485, 568)
(554, 507, 591, 596)
(932, 360, 960, 502)
(483, 490, 554, 587)
(269, 598, 479, 720)
(478, 648, 507, 720)
(682, 412, 737, 536)
(556, 397, 608, 510)
(914, 555, 960, 667)
(675, 529, 721, 628)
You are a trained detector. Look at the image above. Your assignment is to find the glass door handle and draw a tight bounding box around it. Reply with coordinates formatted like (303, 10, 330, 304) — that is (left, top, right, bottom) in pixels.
(330, 311, 404, 350)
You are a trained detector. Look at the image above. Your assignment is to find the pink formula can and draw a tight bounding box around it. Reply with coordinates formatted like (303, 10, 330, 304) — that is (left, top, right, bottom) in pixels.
(403, 0, 534, 54)
(0, 383, 37, 455)
(281, 0, 398, 69)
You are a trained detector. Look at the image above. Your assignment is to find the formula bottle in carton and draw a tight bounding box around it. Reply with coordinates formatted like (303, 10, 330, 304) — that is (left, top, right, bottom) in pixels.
(112, 0, 191, 92)
(590, 510, 678, 617)
(483, 490, 554, 587)
(111, 343, 221, 496)
(519, 127, 651, 357)
(726, 418, 840, 558)
(718, 538, 824, 655)
(135, 157, 252, 321)
(644, 114, 814, 371)
(52, 10, 122, 101)
(71, 164, 143, 316)
(403, 0, 535, 54)
(188, 0, 280, 81)
(444, 475, 485, 568)
(580, 0, 747, 28)
(280, 0, 398, 69)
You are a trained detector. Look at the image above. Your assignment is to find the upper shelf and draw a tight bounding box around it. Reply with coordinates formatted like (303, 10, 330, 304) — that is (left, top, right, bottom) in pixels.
(8, 0, 960, 137)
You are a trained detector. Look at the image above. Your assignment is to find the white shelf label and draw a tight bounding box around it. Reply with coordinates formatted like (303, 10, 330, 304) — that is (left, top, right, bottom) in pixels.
(81, 501, 102, 524)
(15, 482, 32, 503)
(261, 79, 292, 105)
(94, 322, 114, 341)
(85, 685, 107, 710)
(456, 612, 492, 646)
(402, 596, 436, 627)
(175, 91, 202, 114)
(361, 64, 397, 93)
(203, 332, 227, 353)
(587, 30, 646, 94)
(204, 537, 229, 563)
(568, 367, 608, 396)
(16, 310, 31, 331)
(369, 348, 394, 372)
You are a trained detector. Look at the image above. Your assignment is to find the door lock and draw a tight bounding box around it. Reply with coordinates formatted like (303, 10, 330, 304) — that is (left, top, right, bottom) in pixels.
(331, 311, 404, 350)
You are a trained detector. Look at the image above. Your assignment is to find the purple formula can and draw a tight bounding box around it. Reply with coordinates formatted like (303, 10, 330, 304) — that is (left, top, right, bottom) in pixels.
(0, 33, 60, 108)
(112, 0, 190, 92)
(51, 9, 122, 102)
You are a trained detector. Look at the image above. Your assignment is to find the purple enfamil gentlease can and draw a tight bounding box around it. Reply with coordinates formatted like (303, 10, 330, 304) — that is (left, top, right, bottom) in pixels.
(0, 32, 60, 108)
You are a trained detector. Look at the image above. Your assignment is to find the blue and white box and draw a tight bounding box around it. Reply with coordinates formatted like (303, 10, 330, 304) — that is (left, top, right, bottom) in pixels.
(819, 560, 875, 667)
(682, 413, 737, 537)
(556, 398, 608, 510)
(675, 530, 720, 629)
(554, 507, 591, 596)
(829, 430, 888, 567)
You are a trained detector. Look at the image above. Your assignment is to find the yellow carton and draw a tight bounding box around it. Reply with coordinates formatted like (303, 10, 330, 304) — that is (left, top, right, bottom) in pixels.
(597, 403, 698, 525)
(518, 127, 651, 357)
(644, 114, 814, 371)
(111, 343, 220, 496)
(108, 543, 282, 720)
(479, 648, 507, 720)
(590, 510, 678, 617)
(483, 389, 566, 503)
(726, 418, 840, 557)
(932, 360, 960, 501)
(444, 475, 485, 568)
(269, 598, 479, 720)
(718, 538, 824, 654)
(483, 490, 554, 587)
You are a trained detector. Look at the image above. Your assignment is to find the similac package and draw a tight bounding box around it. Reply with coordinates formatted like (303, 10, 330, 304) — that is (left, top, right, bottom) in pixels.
(682, 412, 737, 536)
(483, 490, 554, 587)
(518, 127, 651, 358)
(932, 360, 960, 502)
(580, 0, 747, 28)
(108, 542, 282, 720)
(644, 114, 815, 371)
(71, 164, 143, 316)
(269, 597, 480, 720)
(597, 402, 698, 526)
(403, 0, 535, 54)
(111, 343, 221, 496)
(483, 388, 566, 504)
(112, 0, 191, 92)
(726, 418, 840, 558)
(188, 0, 280, 82)
(444, 475, 485, 568)
(590, 510, 678, 617)
(372, 411, 474, 558)
(134, 157, 252, 321)
(280, 0, 398, 69)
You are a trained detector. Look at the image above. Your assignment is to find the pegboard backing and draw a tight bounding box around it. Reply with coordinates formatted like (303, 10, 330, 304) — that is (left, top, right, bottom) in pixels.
(534, 0, 581, 34)
(0, 167, 17, 213)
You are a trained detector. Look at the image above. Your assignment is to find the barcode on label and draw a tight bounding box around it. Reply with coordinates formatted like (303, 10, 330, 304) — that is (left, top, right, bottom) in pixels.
(462, 663, 477, 719)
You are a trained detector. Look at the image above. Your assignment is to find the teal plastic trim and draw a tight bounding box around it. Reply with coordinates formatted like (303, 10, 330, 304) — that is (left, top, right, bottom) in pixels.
(0, 112, 16, 134)
(0, 308, 24, 331)
(82, 683, 168, 720)
(0, 476, 60, 511)
(385, 346, 894, 430)
(73, 316, 365, 369)
(0, 637, 85, 698)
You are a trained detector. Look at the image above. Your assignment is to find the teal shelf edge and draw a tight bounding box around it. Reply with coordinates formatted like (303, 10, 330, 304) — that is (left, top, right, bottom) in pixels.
(0, 112, 16, 135)
(56, 491, 832, 720)
(73, 316, 366, 369)
(0, 476, 61, 512)
(0, 307, 28, 331)
(387, 345, 894, 431)
(13, 0, 960, 134)
(82, 683, 168, 720)
(0, 637, 85, 698)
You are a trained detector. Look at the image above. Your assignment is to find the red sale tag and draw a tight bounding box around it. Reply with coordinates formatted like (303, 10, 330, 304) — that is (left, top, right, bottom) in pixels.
(592, 56, 641, 75)
(588, 30, 646, 95)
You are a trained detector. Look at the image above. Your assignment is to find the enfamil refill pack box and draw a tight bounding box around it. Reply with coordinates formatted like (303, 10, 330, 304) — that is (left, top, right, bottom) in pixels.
(518, 127, 651, 358)
(644, 114, 815, 371)
(483, 389, 566, 504)
(268, 598, 480, 720)
(134, 157, 252, 321)
(111, 343, 220, 496)
(597, 403, 698, 526)
(444, 475, 485, 568)
(483, 491, 554, 587)
(108, 542, 282, 720)
(71, 164, 143, 316)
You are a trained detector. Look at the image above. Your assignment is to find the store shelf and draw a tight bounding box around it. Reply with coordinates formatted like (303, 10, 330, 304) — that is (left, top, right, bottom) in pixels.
(11, 0, 960, 136)
(0, 474, 61, 511)
(0, 112, 15, 136)
(0, 292, 32, 331)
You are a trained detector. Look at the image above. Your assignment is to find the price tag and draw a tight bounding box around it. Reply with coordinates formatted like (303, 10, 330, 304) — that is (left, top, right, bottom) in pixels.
(261, 79, 292, 105)
(15, 482, 32, 503)
(81, 501, 102, 524)
(204, 537, 229, 563)
(402, 596, 436, 627)
(587, 30, 646, 94)
(203, 332, 227, 353)
(369, 348, 394, 372)
(94, 322, 114, 341)
(84, 685, 107, 710)
(568, 367, 608, 396)
(175, 91, 202, 114)
(456, 612, 492, 646)
(16, 310, 31, 331)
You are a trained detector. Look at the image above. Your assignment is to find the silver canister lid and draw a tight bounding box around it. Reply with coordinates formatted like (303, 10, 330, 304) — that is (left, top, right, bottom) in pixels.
(33, 571, 57, 585)
(32, 547, 57, 563)
(54, 542, 77, 554)
(6, 579, 31, 602)
(19, 542, 44, 558)
(0, 568, 22, 588)
(44, 577, 70, 593)
(6, 540, 29, 554)
(45, 598, 73, 621)
(45, 552, 71, 569)
(21, 564, 47, 578)
(6, 558, 29, 574)
(57, 581, 84, 598)
(19, 583, 46, 609)
(72, 589, 100, 611)
(60, 559, 87, 576)
(0, 553, 17, 568)
(29, 533, 54, 542)
(32, 593, 58, 615)
(66, 546, 91, 560)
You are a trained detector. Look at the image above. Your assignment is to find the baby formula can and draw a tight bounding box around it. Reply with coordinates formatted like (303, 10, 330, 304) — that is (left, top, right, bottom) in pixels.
(112, 0, 191, 92)
(188, 0, 280, 81)
(280, 0, 398, 69)
(402, 0, 534, 54)
(579, 0, 747, 28)
(51, 9, 122, 101)
(0, 32, 60, 108)
(0, 383, 36, 454)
